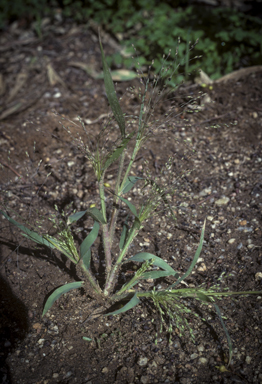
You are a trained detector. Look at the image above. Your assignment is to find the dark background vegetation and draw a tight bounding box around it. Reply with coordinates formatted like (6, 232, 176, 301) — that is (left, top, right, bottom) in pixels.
(1, 0, 261, 80)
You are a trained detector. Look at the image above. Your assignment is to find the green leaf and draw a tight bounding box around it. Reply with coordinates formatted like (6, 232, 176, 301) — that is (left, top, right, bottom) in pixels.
(42, 281, 84, 317)
(67, 210, 87, 225)
(86, 207, 107, 224)
(141, 270, 179, 279)
(105, 293, 140, 316)
(121, 176, 143, 194)
(99, 31, 126, 138)
(127, 252, 179, 276)
(213, 303, 233, 366)
(119, 216, 129, 250)
(169, 220, 206, 288)
(80, 221, 100, 269)
(102, 133, 134, 173)
(0, 210, 65, 251)
(118, 196, 137, 216)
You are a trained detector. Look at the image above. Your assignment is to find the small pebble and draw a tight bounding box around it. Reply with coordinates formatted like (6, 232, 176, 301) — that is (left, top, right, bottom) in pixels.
(215, 197, 229, 206)
(138, 357, 148, 366)
(199, 357, 208, 364)
(255, 272, 262, 281)
(190, 353, 198, 359)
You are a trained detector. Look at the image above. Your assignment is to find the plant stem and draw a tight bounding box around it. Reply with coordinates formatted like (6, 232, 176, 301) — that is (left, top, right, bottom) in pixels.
(78, 259, 103, 295)
(109, 149, 126, 245)
(98, 173, 112, 274)
(104, 222, 140, 296)
(98, 173, 107, 223)
(119, 141, 141, 193)
(102, 222, 112, 274)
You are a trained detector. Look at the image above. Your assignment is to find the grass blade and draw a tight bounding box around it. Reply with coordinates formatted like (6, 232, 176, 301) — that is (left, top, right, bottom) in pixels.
(105, 293, 140, 316)
(195, 290, 232, 366)
(99, 31, 126, 138)
(127, 252, 179, 275)
(118, 196, 137, 216)
(121, 176, 143, 194)
(213, 303, 233, 366)
(141, 270, 179, 279)
(67, 210, 87, 225)
(169, 220, 206, 288)
(42, 281, 84, 317)
(80, 221, 100, 260)
(119, 216, 129, 250)
(86, 207, 107, 224)
(0, 210, 67, 251)
(102, 133, 134, 173)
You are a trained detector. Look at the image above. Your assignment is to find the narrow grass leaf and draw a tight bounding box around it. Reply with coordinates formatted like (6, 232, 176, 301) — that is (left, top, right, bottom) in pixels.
(67, 210, 87, 225)
(121, 176, 143, 194)
(127, 252, 179, 275)
(213, 303, 233, 366)
(86, 207, 107, 224)
(194, 291, 232, 366)
(42, 281, 84, 317)
(0, 211, 69, 253)
(102, 133, 134, 172)
(119, 216, 129, 250)
(80, 221, 100, 260)
(169, 220, 206, 288)
(141, 270, 179, 279)
(105, 293, 140, 316)
(118, 196, 137, 216)
(99, 31, 126, 138)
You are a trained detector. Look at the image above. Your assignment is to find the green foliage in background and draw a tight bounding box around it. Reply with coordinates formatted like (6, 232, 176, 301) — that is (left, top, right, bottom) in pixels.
(1, 0, 261, 80)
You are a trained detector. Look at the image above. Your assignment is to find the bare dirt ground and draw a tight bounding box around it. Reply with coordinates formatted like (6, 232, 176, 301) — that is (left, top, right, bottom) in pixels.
(0, 18, 262, 384)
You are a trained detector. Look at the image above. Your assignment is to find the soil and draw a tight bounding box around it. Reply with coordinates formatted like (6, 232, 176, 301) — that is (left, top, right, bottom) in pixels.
(1, 18, 262, 384)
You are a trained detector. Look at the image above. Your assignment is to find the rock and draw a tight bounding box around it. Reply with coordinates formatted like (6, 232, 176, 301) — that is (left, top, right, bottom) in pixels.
(197, 263, 207, 272)
(199, 357, 208, 364)
(228, 238, 236, 244)
(215, 196, 230, 206)
(138, 356, 148, 366)
(255, 272, 262, 281)
(190, 353, 198, 359)
(197, 345, 205, 352)
(245, 356, 252, 364)
(199, 187, 212, 197)
(141, 376, 149, 384)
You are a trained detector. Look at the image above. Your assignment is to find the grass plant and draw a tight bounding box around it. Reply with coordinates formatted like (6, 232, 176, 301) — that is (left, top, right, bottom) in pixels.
(1, 33, 261, 366)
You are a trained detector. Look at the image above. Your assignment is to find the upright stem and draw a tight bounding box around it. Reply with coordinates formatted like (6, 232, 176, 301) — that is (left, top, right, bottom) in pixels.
(98, 173, 107, 223)
(104, 221, 140, 296)
(109, 149, 126, 245)
(98, 174, 112, 274)
(102, 222, 112, 274)
(78, 259, 103, 295)
(119, 141, 141, 194)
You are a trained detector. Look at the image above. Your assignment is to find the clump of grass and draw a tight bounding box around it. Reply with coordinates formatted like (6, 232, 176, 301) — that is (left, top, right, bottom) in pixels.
(1, 32, 261, 366)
